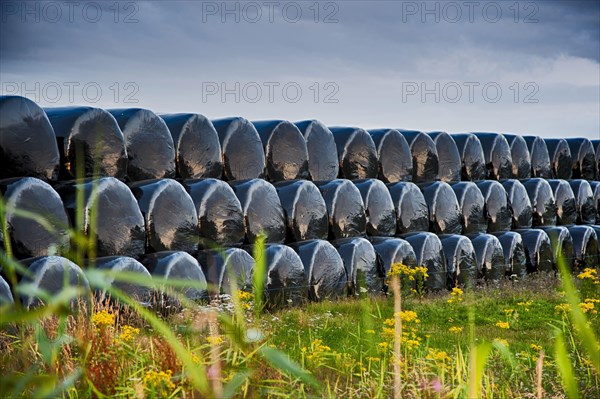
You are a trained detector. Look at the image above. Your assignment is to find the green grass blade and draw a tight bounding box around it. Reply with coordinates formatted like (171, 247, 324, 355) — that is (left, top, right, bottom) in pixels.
(554, 329, 581, 399)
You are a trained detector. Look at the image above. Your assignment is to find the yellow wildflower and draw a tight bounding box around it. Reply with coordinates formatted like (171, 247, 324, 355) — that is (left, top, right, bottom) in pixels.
(448, 326, 463, 334)
(577, 268, 599, 281)
(579, 301, 597, 314)
(447, 287, 463, 303)
(493, 338, 509, 347)
(530, 344, 542, 351)
(119, 325, 140, 343)
(237, 290, 253, 301)
(555, 303, 571, 314)
(206, 336, 224, 345)
(378, 342, 390, 350)
(397, 310, 420, 323)
(495, 321, 510, 329)
(426, 348, 451, 363)
(365, 329, 375, 334)
(383, 318, 394, 326)
(91, 310, 114, 327)
(143, 370, 175, 396)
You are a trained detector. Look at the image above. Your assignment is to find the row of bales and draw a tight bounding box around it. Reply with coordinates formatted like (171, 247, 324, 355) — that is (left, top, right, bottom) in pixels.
(1, 95, 599, 309)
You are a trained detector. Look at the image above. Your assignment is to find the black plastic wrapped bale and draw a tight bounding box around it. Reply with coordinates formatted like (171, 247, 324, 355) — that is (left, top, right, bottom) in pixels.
(522, 178, 557, 227)
(472, 133, 513, 180)
(545, 138, 573, 180)
(402, 233, 446, 291)
(428, 132, 461, 183)
(129, 179, 199, 253)
(523, 136, 552, 178)
(469, 234, 505, 281)
(160, 113, 222, 179)
(368, 129, 413, 183)
(0, 96, 60, 181)
(566, 138, 596, 180)
(439, 234, 477, 288)
(501, 180, 533, 229)
(387, 182, 429, 234)
(261, 244, 308, 307)
(44, 106, 127, 179)
(513, 229, 554, 272)
(569, 180, 596, 225)
(58, 177, 145, 258)
(230, 179, 286, 244)
(142, 251, 208, 302)
(547, 180, 577, 226)
(94, 256, 153, 304)
(451, 182, 487, 234)
(198, 248, 254, 297)
(493, 231, 527, 278)
(398, 130, 439, 183)
(539, 227, 575, 271)
(253, 120, 310, 181)
(596, 141, 600, 179)
(568, 226, 599, 271)
(274, 180, 328, 242)
(332, 238, 383, 296)
(290, 240, 347, 301)
(19, 256, 89, 308)
(0, 275, 14, 305)
(591, 181, 600, 222)
(0, 177, 69, 259)
(354, 179, 396, 237)
(184, 178, 244, 247)
(369, 237, 417, 276)
(211, 117, 265, 180)
(329, 127, 378, 180)
(107, 109, 175, 181)
(451, 133, 486, 181)
(420, 182, 462, 234)
(476, 181, 512, 232)
(294, 120, 339, 181)
(316, 179, 367, 239)
(503, 134, 531, 179)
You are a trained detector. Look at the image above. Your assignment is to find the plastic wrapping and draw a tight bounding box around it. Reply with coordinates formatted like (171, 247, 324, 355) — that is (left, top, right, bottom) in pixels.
(398, 130, 439, 183)
(473, 133, 513, 180)
(569, 180, 596, 225)
(332, 237, 384, 295)
(451, 182, 487, 234)
(198, 248, 254, 297)
(522, 178, 557, 226)
(476, 181, 512, 232)
(129, 179, 199, 253)
(428, 132, 461, 183)
(0, 96, 60, 181)
(0, 275, 14, 305)
(316, 179, 367, 239)
(523, 136, 552, 178)
(503, 134, 532, 179)
(539, 227, 575, 271)
(590, 181, 600, 222)
(387, 182, 429, 234)
(160, 113, 222, 179)
(493, 231, 527, 277)
(108, 109, 176, 180)
(0, 177, 70, 259)
(290, 240, 347, 301)
(329, 127, 378, 179)
(402, 232, 446, 291)
(94, 256, 153, 304)
(369, 237, 417, 275)
(567, 226, 599, 270)
(253, 120, 310, 181)
(595, 140, 600, 179)
(368, 129, 413, 183)
(44, 106, 127, 179)
(19, 256, 89, 308)
(57, 177, 145, 258)
(211, 117, 266, 180)
(469, 234, 505, 280)
(184, 178, 244, 246)
(260, 244, 308, 307)
(513, 229, 554, 272)
(439, 234, 477, 288)
(354, 179, 396, 236)
(544, 138, 573, 180)
(274, 180, 328, 242)
(547, 180, 577, 226)
(142, 251, 208, 301)
(451, 133, 486, 181)
(230, 179, 286, 244)
(294, 120, 339, 181)
(420, 182, 462, 234)
(501, 180, 533, 229)
(566, 138, 596, 180)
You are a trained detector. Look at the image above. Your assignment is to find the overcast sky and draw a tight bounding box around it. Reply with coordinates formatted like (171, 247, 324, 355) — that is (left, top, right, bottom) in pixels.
(1, 0, 598, 139)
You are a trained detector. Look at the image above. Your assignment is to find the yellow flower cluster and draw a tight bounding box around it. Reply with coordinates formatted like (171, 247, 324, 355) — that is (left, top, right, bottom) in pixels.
(206, 336, 224, 345)
(119, 325, 140, 343)
(448, 326, 463, 334)
(503, 309, 515, 316)
(579, 298, 599, 314)
(493, 338, 509, 347)
(237, 290, 253, 301)
(447, 287, 463, 304)
(530, 343, 542, 351)
(554, 303, 571, 314)
(143, 370, 175, 396)
(387, 263, 429, 280)
(91, 310, 115, 327)
(398, 310, 420, 323)
(577, 268, 599, 282)
(426, 348, 451, 363)
(495, 321, 510, 329)
(517, 301, 532, 312)
(303, 338, 332, 362)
